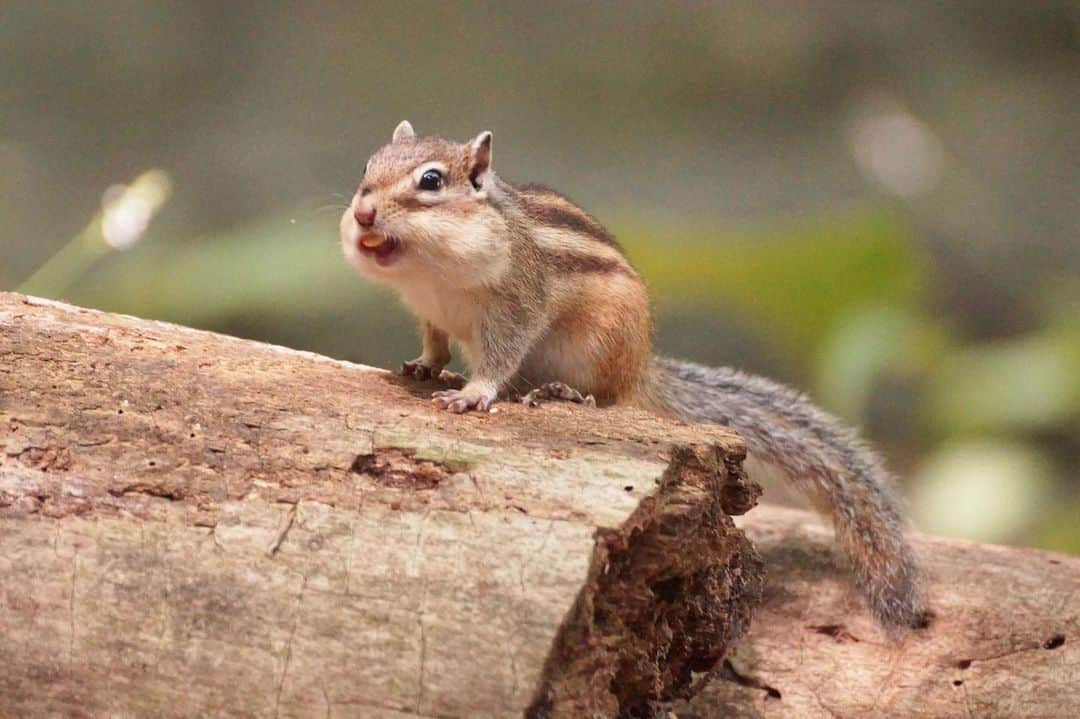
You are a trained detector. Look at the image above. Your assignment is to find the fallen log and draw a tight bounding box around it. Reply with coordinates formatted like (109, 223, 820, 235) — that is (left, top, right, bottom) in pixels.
(0, 293, 761, 718)
(1, 293, 1076, 718)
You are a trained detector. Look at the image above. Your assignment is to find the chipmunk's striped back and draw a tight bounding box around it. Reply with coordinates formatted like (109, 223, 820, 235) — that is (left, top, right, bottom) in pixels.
(512, 183, 622, 249)
(497, 181, 638, 280)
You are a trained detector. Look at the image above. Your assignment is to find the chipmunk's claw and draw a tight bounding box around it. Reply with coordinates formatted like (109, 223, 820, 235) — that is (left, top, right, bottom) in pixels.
(436, 369, 467, 389)
(402, 361, 466, 389)
(401, 359, 441, 381)
(521, 382, 596, 408)
(432, 387, 496, 413)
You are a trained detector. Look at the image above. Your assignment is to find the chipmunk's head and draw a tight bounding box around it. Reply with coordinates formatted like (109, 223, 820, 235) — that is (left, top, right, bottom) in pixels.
(340, 121, 508, 287)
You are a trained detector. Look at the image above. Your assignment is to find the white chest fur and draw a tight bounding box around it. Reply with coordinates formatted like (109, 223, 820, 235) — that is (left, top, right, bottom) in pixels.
(398, 282, 484, 351)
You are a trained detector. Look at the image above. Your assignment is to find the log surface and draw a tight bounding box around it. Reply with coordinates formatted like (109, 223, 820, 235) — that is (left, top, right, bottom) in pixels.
(0, 293, 760, 718)
(1, 293, 1077, 719)
(680, 507, 1079, 719)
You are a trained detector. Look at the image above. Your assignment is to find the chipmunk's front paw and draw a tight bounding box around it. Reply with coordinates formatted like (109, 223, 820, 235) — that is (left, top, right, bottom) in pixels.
(431, 384, 497, 413)
(401, 359, 443, 381)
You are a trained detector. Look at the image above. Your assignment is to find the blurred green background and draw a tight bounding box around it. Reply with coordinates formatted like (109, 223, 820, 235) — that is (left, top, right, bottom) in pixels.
(2, 2, 1077, 552)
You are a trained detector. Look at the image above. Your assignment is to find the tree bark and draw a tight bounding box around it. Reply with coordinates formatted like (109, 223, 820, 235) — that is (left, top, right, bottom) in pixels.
(1, 293, 1076, 718)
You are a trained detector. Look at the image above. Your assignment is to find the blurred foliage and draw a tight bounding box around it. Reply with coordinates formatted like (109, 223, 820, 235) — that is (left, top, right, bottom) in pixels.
(2, 2, 1077, 554)
(620, 210, 926, 357)
(75, 211, 365, 326)
(815, 304, 950, 422)
(19, 170, 173, 297)
(927, 322, 1080, 435)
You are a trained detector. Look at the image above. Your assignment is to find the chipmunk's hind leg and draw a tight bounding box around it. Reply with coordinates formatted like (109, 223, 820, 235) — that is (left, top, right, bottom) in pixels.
(521, 381, 597, 408)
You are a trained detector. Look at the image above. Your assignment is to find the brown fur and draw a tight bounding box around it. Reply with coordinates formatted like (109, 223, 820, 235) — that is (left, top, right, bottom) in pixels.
(549, 272, 652, 404)
(513, 184, 622, 250)
(340, 123, 926, 629)
(362, 137, 463, 187)
(537, 246, 632, 276)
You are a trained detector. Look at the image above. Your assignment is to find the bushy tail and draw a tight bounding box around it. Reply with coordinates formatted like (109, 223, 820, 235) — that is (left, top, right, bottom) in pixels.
(653, 356, 925, 629)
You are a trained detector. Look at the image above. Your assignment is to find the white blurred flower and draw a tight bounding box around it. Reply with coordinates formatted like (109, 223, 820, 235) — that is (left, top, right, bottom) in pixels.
(101, 169, 172, 249)
(849, 94, 944, 199)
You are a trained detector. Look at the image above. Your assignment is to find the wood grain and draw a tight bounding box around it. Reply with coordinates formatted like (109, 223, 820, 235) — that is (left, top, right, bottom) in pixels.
(2, 293, 1076, 718)
(0, 293, 758, 718)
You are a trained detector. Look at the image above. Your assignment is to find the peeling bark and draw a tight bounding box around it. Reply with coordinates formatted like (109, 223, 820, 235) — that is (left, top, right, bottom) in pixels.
(528, 444, 763, 718)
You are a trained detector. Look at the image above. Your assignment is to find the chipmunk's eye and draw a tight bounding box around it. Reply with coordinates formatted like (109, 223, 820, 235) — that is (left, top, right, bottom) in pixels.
(418, 169, 443, 192)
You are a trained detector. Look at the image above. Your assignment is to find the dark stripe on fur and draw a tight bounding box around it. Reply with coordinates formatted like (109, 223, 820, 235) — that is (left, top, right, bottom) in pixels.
(393, 194, 477, 216)
(393, 194, 427, 210)
(538, 247, 631, 276)
(513, 184, 623, 251)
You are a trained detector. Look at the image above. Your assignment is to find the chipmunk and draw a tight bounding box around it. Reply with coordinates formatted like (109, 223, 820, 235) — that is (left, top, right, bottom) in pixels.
(340, 121, 926, 629)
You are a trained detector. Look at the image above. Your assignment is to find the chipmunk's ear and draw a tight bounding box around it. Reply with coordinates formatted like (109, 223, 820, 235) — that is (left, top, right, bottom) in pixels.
(468, 131, 493, 190)
(392, 120, 415, 143)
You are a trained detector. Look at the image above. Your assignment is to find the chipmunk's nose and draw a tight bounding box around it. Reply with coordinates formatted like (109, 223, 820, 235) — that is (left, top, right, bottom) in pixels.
(354, 206, 376, 228)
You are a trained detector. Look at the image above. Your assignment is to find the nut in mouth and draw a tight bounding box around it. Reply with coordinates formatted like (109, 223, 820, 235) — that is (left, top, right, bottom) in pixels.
(357, 233, 403, 266)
